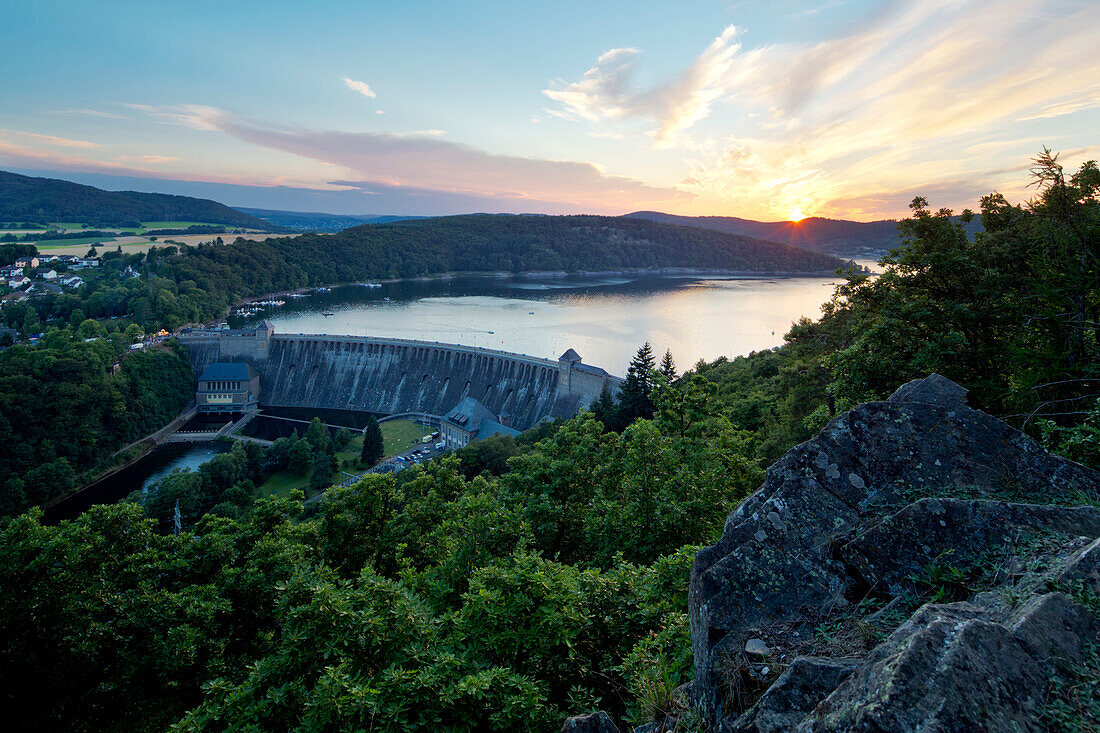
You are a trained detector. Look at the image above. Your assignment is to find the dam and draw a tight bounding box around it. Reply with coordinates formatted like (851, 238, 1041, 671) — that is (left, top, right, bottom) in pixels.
(177, 321, 621, 431)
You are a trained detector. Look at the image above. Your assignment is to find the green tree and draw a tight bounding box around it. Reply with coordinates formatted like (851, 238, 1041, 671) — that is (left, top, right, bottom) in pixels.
(305, 417, 330, 453)
(659, 349, 677, 381)
(309, 451, 335, 491)
(616, 342, 658, 428)
(360, 415, 384, 466)
(590, 384, 618, 430)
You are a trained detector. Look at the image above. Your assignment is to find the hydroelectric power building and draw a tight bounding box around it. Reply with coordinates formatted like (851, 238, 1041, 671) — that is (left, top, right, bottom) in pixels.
(178, 321, 621, 432)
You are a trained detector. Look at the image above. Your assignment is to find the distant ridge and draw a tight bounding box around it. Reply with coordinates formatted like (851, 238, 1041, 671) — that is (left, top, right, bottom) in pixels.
(0, 170, 276, 229)
(305, 213, 851, 275)
(624, 211, 982, 257)
(237, 207, 427, 232)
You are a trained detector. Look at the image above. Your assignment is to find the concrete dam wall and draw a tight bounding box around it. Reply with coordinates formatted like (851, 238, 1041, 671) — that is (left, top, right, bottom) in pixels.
(179, 323, 619, 431)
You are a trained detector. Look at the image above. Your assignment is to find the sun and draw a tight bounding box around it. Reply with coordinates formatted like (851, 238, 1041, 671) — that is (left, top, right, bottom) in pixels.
(787, 207, 804, 222)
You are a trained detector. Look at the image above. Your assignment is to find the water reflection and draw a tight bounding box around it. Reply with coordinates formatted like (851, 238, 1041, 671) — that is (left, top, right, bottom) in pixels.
(234, 273, 855, 373)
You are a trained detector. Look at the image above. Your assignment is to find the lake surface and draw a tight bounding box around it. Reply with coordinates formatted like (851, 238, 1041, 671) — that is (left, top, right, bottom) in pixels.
(230, 268, 873, 374)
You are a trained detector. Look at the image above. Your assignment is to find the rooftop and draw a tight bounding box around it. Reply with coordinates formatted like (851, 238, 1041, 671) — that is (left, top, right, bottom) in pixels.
(199, 362, 259, 382)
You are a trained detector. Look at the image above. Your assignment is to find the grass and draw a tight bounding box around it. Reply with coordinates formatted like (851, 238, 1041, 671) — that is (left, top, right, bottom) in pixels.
(254, 422, 431, 500)
(381, 419, 432, 456)
(256, 469, 311, 498)
(33, 236, 118, 246)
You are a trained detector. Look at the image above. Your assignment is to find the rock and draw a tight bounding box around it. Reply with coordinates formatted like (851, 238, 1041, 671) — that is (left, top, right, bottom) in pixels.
(842, 498, 1100, 596)
(1047, 535, 1100, 592)
(1009, 592, 1100, 661)
(561, 711, 620, 733)
(887, 373, 969, 408)
(725, 657, 858, 733)
(744, 638, 770, 658)
(807, 603, 1050, 731)
(689, 374, 1100, 723)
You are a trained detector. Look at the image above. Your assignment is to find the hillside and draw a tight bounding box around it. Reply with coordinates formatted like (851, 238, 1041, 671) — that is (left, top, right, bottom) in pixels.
(0, 170, 274, 228)
(357, 214, 848, 274)
(236, 207, 426, 232)
(625, 210, 984, 257)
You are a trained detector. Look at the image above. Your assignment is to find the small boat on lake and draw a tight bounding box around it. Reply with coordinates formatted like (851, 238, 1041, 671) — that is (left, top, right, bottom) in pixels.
(322, 310, 335, 316)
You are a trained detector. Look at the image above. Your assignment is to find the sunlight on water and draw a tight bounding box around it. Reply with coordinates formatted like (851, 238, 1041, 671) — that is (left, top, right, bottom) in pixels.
(252, 273, 856, 374)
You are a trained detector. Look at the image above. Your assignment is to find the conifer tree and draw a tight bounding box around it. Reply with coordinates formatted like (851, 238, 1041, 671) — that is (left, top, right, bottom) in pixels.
(591, 384, 618, 429)
(659, 349, 677, 381)
(617, 342, 657, 427)
(361, 415, 384, 466)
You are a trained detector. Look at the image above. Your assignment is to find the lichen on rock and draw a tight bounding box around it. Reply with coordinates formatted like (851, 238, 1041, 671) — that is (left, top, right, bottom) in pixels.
(688, 374, 1100, 730)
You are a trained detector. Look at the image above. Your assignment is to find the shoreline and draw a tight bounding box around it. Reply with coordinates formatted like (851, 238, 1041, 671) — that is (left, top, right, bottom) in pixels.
(229, 265, 858, 312)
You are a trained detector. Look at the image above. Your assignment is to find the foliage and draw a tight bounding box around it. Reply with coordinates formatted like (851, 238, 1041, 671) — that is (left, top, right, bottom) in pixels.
(0, 335, 193, 514)
(361, 415, 384, 466)
(3, 153, 1099, 731)
(0, 170, 273, 228)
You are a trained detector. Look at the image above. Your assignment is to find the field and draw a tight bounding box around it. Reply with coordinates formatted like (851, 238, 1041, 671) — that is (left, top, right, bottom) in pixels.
(253, 420, 430, 499)
(32, 232, 276, 256)
(138, 221, 230, 230)
(33, 236, 118, 247)
(381, 419, 431, 455)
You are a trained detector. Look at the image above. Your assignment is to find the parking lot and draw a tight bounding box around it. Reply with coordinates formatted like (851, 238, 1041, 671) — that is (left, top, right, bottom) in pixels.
(378, 429, 446, 472)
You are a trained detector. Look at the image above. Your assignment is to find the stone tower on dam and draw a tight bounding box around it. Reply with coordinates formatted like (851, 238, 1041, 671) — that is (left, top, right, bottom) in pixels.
(178, 322, 620, 430)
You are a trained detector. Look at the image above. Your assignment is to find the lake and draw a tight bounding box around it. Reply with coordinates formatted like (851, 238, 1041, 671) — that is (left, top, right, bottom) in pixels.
(229, 267, 874, 375)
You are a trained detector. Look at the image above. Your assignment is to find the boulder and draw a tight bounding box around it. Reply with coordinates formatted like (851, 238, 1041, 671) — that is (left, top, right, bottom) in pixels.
(1047, 535, 1100, 592)
(842, 498, 1100, 596)
(561, 711, 620, 733)
(689, 374, 1100, 723)
(725, 657, 858, 733)
(806, 603, 1049, 731)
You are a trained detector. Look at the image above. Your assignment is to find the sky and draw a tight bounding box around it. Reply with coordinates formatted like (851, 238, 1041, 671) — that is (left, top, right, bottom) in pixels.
(2, 0, 1098, 221)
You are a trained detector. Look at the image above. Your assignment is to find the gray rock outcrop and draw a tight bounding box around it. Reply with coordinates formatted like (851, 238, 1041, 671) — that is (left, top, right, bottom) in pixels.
(690, 375, 1100, 730)
(562, 711, 620, 733)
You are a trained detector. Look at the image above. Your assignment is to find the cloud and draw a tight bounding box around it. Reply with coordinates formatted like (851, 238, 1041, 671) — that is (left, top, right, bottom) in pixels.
(341, 76, 377, 99)
(56, 108, 128, 119)
(544, 26, 741, 147)
(0, 129, 101, 149)
(207, 112, 687, 211)
(123, 103, 223, 130)
(1018, 88, 1100, 121)
(672, 0, 1100, 218)
(89, 104, 688, 212)
(117, 154, 180, 164)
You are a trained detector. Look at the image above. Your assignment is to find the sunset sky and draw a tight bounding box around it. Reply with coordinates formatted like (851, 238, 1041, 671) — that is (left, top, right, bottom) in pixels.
(3, 0, 1098, 220)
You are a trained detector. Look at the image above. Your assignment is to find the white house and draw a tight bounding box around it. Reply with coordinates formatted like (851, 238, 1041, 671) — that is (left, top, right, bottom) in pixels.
(8, 276, 30, 289)
(41, 269, 58, 281)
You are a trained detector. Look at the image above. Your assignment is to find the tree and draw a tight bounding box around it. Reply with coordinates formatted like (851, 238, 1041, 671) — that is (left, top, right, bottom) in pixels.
(305, 417, 330, 453)
(309, 451, 335, 491)
(659, 349, 678, 381)
(617, 342, 658, 428)
(360, 415, 384, 466)
(288, 438, 312, 474)
(590, 384, 619, 430)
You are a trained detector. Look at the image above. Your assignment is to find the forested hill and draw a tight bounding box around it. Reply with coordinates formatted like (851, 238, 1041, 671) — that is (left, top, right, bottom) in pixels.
(626, 210, 983, 257)
(331, 214, 847, 275)
(236, 207, 426, 232)
(0, 170, 274, 228)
